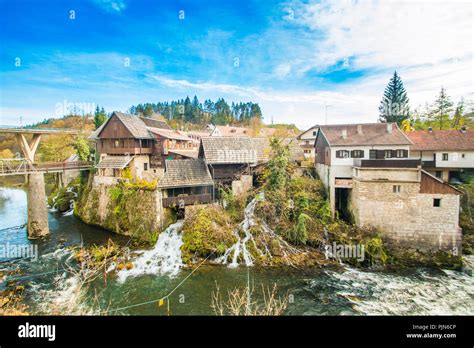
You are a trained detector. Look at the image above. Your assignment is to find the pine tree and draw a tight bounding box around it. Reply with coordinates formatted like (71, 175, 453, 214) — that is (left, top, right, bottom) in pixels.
(432, 87, 454, 130)
(378, 71, 410, 125)
(93, 106, 108, 129)
(451, 98, 464, 129)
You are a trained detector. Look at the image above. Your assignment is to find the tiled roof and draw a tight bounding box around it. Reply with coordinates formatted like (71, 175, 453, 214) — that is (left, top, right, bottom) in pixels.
(113, 112, 153, 139)
(319, 123, 412, 146)
(158, 159, 214, 188)
(168, 149, 199, 159)
(96, 155, 134, 169)
(212, 125, 249, 136)
(148, 127, 193, 141)
(139, 116, 172, 130)
(405, 129, 474, 151)
(200, 137, 269, 164)
(282, 138, 305, 161)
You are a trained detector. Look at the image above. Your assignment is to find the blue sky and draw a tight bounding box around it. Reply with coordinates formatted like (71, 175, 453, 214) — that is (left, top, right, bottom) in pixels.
(0, 0, 473, 128)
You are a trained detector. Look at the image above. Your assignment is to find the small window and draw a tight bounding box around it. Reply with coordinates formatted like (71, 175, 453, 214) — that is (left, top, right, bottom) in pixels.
(396, 149, 404, 158)
(336, 150, 350, 158)
(369, 149, 377, 159)
(462, 153, 466, 159)
(442, 153, 448, 161)
(435, 171, 442, 178)
(144, 163, 148, 171)
(433, 198, 441, 207)
(393, 185, 401, 193)
(313, 131, 317, 136)
(351, 150, 364, 158)
(385, 150, 392, 158)
(114, 140, 120, 148)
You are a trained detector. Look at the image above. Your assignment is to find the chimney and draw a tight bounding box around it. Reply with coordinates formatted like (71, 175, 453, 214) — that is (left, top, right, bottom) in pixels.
(342, 129, 347, 139)
(386, 123, 393, 133)
(428, 127, 433, 133)
(357, 125, 363, 134)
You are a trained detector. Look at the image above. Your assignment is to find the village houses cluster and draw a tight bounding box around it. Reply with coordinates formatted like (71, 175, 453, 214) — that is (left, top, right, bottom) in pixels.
(89, 111, 474, 253)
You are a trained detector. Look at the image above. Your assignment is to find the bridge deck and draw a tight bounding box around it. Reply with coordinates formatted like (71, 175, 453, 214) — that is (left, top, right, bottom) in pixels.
(0, 160, 93, 176)
(0, 126, 81, 134)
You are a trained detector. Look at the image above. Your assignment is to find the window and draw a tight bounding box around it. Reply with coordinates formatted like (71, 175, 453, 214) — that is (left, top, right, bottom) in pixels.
(313, 131, 317, 136)
(393, 185, 401, 193)
(433, 198, 441, 207)
(396, 149, 404, 158)
(435, 171, 442, 178)
(442, 153, 448, 161)
(306, 140, 310, 145)
(114, 140, 120, 148)
(385, 150, 392, 158)
(462, 153, 466, 159)
(351, 150, 364, 158)
(144, 163, 148, 171)
(369, 149, 377, 159)
(336, 150, 350, 158)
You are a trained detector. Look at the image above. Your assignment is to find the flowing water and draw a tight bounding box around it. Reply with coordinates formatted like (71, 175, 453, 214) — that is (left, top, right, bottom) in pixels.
(0, 186, 473, 315)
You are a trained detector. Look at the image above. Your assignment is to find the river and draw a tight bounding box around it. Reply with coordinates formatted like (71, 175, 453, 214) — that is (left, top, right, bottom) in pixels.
(0, 186, 472, 315)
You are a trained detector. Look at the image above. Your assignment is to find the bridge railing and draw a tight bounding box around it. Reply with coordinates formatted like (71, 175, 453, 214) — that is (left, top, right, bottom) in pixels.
(0, 159, 93, 175)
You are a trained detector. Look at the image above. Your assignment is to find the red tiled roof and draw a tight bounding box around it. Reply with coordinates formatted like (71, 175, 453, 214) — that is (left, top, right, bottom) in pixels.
(319, 123, 411, 146)
(405, 129, 474, 151)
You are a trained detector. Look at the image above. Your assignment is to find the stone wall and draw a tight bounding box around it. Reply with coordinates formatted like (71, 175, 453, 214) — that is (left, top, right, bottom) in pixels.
(351, 179, 461, 252)
(231, 175, 253, 196)
(75, 175, 174, 241)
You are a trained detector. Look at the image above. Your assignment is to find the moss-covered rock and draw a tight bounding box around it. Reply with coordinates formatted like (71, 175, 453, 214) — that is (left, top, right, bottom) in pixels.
(181, 205, 237, 264)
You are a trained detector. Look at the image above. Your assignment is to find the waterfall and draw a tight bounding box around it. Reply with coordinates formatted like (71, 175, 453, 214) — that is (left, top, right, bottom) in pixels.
(62, 186, 77, 216)
(216, 192, 299, 268)
(117, 220, 185, 282)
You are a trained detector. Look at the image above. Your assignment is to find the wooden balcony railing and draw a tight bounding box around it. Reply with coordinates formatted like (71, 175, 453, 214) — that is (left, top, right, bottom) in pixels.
(353, 159, 422, 168)
(162, 194, 213, 208)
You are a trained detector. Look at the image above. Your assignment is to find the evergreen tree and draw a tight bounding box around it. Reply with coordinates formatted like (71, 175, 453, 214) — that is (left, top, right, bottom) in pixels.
(431, 87, 454, 130)
(93, 106, 108, 129)
(451, 98, 464, 129)
(378, 71, 410, 125)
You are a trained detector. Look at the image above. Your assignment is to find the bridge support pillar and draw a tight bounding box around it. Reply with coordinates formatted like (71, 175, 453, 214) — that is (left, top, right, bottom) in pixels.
(27, 172, 49, 239)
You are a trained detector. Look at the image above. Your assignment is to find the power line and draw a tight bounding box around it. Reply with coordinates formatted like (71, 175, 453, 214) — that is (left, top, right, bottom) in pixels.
(100, 253, 214, 315)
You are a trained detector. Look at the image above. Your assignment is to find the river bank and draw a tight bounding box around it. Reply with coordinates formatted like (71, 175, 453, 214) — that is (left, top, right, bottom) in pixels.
(1, 186, 473, 316)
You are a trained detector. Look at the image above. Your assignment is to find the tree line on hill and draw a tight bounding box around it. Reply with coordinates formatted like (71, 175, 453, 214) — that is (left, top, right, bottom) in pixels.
(378, 71, 473, 131)
(128, 96, 262, 126)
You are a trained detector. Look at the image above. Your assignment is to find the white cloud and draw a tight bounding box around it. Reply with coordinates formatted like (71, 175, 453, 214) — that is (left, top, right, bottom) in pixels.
(291, 0, 473, 72)
(91, 0, 127, 13)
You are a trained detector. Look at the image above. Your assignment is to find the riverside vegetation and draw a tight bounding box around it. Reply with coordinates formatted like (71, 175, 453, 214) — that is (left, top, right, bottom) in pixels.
(66, 137, 468, 270)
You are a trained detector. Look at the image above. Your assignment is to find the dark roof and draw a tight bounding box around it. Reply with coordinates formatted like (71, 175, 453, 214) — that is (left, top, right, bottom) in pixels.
(96, 155, 134, 169)
(318, 123, 412, 146)
(93, 112, 153, 139)
(148, 127, 193, 141)
(405, 129, 474, 151)
(199, 137, 269, 164)
(139, 116, 172, 130)
(158, 159, 214, 188)
(112, 112, 153, 139)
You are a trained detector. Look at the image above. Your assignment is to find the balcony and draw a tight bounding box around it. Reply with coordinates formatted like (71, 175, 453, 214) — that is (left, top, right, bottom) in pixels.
(353, 159, 422, 168)
(162, 194, 213, 208)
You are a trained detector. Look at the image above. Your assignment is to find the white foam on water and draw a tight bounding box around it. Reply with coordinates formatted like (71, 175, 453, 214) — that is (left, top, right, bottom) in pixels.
(117, 220, 185, 282)
(323, 267, 474, 315)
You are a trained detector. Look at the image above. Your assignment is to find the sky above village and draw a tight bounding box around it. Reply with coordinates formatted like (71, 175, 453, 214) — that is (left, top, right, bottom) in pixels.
(0, 0, 473, 129)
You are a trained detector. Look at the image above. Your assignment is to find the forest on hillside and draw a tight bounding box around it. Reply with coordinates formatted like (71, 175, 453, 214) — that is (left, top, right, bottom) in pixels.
(129, 96, 263, 126)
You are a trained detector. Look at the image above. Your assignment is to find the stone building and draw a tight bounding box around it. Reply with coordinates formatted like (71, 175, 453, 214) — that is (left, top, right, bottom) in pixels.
(314, 122, 463, 252)
(351, 163, 462, 252)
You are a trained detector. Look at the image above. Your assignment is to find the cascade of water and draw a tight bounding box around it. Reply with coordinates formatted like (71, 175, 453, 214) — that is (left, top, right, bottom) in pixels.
(117, 220, 185, 282)
(216, 192, 299, 267)
(62, 186, 78, 216)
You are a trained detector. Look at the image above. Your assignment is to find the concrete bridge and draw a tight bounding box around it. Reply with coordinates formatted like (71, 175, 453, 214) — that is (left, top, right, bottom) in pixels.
(0, 126, 93, 239)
